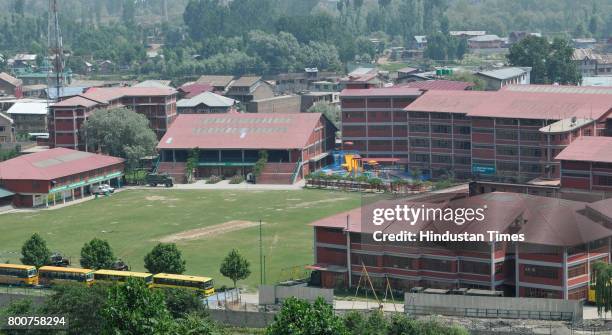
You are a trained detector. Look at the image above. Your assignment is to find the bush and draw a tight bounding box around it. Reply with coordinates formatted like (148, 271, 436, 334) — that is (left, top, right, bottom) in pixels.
(206, 175, 222, 184)
(229, 175, 245, 184)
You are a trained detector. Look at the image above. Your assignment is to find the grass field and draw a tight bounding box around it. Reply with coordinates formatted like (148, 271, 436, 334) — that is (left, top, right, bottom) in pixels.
(0, 189, 361, 290)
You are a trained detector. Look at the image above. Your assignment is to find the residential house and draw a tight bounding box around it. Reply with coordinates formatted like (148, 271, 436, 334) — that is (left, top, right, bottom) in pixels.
(572, 38, 597, 49)
(177, 83, 213, 99)
(300, 92, 339, 112)
(450, 31, 486, 39)
(133, 80, 173, 88)
(0, 72, 23, 98)
(246, 95, 301, 114)
(475, 67, 531, 90)
(196, 75, 235, 94)
(225, 76, 274, 103)
(468, 35, 504, 50)
(572, 49, 612, 76)
(413, 35, 427, 49)
(8, 54, 37, 69)
(0, 112, 14, 143)
(176, 91, 236, 114)
(6, 100, 48, 134)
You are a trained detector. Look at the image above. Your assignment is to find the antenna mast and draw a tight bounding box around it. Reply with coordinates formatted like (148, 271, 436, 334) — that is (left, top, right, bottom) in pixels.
(48, 0, 64, 102)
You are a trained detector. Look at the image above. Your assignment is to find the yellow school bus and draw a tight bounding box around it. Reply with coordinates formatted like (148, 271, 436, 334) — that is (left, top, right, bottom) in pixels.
(0, 264, 38, 286)
(152, 273, 215, 296)
(38, 266, 94, 286)
(93, 269, 153, 285)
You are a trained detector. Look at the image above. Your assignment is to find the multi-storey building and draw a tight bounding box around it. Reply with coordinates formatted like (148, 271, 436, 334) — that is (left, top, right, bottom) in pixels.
(556, 136, 612, 193)
(340, 85, 612, 181)
(49, 87, 177, 150)
(310, 192, 612, 300)
(340, 87, 423, 160)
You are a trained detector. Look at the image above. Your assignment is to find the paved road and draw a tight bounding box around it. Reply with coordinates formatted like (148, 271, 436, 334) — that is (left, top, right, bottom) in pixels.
(171, 180, 305, 190)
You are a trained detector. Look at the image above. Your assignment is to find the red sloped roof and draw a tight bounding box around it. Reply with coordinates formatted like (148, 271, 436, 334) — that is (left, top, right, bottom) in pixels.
(340, 87, 422, 98)
(405, 90, 494, 114)
(179, 83, 214, 98)
(157, 113, 327, 150)
(402, 80, 474, 91)
(51, 87, 177, 107)
(0, 148, 124, 181)
(555, 136, 612, 163)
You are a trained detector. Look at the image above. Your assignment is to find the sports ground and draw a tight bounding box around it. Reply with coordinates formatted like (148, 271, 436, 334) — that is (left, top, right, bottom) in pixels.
(0, 189, 361, 289)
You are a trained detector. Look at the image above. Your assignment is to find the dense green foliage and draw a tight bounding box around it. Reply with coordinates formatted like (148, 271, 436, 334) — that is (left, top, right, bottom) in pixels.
(144, 243, 187, 274)
(82, 107, 158, 167)
(507, 36, 581, 84)
(80, 238, 116, 270)
(308, 102, 341, 128)
(593, 261, 612, 316)
(20, 233, 51, 268)
(266, 297, 348, 335)
(219, 249, 251, 290)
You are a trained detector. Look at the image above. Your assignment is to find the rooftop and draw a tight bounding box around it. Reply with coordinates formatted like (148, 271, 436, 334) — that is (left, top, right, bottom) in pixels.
(555, 137, 612, 163)
(504, 84, 612, 95)
(231, 76, 262, 87)
(405, 90, 493, 113)
(158, 113, 328, 150)
(0, 72, 22, 87)
(539, 117, 594, 134)
(477, 67, 529, 80)
(402, 80, 474, 91)
(340, 87, 422, 98)
(176, 91, 235, 108)
(51, 86, 177, 108)
(178, 83, 214, 99)
(311, 192, 612, 247)
(197, 75, 235, 88)
(0, 148, 124, 181)
(133, 80, 173, 88)
(6, 101, 48, 115)
(469, 34, 502, 42)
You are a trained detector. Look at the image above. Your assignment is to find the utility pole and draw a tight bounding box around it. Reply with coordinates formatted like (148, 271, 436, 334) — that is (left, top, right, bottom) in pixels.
(47, 0, 64, 102)
(259, 219, 263, 285)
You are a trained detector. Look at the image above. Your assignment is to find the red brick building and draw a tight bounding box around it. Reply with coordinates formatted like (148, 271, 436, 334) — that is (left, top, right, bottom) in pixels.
(310, 192, 612, 300)
(340, 85, 612, 180)
(556, 136, 612, 192)
(340, 87, 423, 160)
(49, 87, 177, 150)
(0, 148, 124, 208)
(156, 113, 336, 184)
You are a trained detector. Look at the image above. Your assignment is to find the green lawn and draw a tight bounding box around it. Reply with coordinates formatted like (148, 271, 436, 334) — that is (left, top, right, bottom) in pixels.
(0, 189, 362, 290)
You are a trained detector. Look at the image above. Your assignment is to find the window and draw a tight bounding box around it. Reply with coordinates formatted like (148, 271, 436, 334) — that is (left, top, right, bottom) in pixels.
(524, 265, 558, 279)
(521, 147, 542, 158)
(431, 139, 451, 149)
(352, 253, 378, 267)
(520, 119, 543, 127)
(454, 141, 471, 150)
(409, 124, 429, 133)
(431, 125, 451, 134)
(421, 258, 452, 272)
(524, 287, 558, 298)
(383, 255, 414, 269)
(0, 126, 5, 132)
(520, 131, 541, 141)
(410, 138, 429, 148)
(431, 112, 451, 120)
(455, 126, 471, 135)
(496, 118, 518, 126)
(460, 261, 489, 274)
(455, 156, 471, 165)
(409, 111, 428, 119)
(497, 146, 518, 156)
(472, 127, 494, 134)
(568, 264, 586, 278)
(497, 129, 518, 140)
(432, 155, 451, 163)
(410, 153, 429, 163)
(497, 161, 519, 171)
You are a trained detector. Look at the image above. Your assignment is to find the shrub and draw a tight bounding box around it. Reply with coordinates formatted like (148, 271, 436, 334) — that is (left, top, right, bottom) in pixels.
(206, 175, 222, 184)
(229, 175, 245, 184)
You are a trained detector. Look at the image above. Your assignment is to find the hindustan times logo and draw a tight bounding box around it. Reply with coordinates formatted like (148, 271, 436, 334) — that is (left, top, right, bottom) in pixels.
(371, 204, 488, 226)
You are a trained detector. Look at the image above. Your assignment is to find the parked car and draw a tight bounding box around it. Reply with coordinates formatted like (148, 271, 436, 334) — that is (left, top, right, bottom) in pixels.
(145, 173, 174, 187)
(91, 184, 114, 195)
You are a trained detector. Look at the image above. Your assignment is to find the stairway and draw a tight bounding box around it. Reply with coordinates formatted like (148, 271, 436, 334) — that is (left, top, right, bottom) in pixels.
(257, 162, 298, 185)
(156, 162, 187, 183)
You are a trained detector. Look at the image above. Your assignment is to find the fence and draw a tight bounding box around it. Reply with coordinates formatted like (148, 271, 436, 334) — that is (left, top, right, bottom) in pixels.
(259, 285, 334, 305)
(405, 293, 582, 321)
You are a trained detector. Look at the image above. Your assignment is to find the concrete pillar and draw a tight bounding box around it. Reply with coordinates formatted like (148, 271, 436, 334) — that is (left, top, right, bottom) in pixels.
(53, 193, 56, 206)
(71, 189, 75, 201)
(562, 247, 568, 300)
(32, 194, 35, 208)
(490, 241, 496, 291)
(346, 215, 352, 288)
(80, 186, 84, 199)
(44, 194, 49, 208)
(515, 243, 520, 297)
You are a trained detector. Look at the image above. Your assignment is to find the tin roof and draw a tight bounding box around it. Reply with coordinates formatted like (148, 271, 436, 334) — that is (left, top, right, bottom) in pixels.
(177, 91, 235, 108)
(402, 80, 474, 91)
(340, 87, 422, 98)
(6, 101, 48, 115)
(0, 148, 124, 181)
(555, 137, 612, 163)
(158, 113, 327, 150)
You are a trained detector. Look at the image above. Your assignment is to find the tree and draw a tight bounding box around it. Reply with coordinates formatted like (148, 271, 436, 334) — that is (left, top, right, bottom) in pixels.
(82, 107, 157, 159)
(80, 238, 116, 270)
(20, 233, 51, 268)
(266, 297, 348, 335)
(308, 102, 341, 128)
(41, 283, 108, 335)
(508, 35, 581, 85)
(12, 0, 24, 16)
(144, 243, 186, 274)
(185, 147, 200, 183)
(175, 313, 225, 335)
(163, 288, 206, 319)
(253, 150, 268, 177)
(219, 249, 251, 291)
(449, 71, 486, 91)
(593, 261, 612, 317)
(103, 277, 175, 334)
